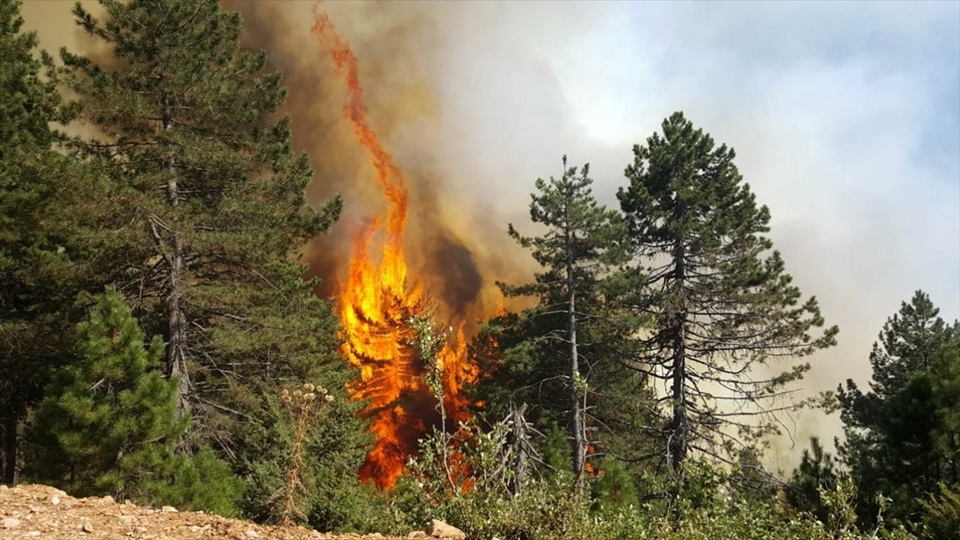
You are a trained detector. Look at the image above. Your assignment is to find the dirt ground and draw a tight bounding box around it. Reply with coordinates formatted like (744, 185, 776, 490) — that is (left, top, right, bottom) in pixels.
(0, 484, 426, 540)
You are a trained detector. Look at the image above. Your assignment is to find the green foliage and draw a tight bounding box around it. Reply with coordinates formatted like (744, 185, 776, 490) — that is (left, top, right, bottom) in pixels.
(836, 291, 960, 529)
(482, 155, 638, 485)
(919, 483, 960, 540)
(395, 454, 601, 540)
(448, 476, 598, 540)
(617, 111, 838, 477)
(729, 447, 778, 503)
(146, 447, 244, 517)
(44, 0, 369, 515)
(931, 324, 960, 498)
(787, 437, 838, 523)
(591, 457, 640, 512)
(237, 382, 372, 531)
(30, 289, 185, 502)
(0, 0, 95, 484)
(0, 0, 60, 155)
(388, 445, 915, 540)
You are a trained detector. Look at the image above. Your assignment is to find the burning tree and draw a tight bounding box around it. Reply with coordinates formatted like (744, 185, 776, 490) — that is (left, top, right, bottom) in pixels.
(617, 112, 838, 479)
(312, 9, 477, 490)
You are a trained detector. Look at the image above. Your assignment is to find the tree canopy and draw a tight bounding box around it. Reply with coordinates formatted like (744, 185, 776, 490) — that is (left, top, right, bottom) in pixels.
(837, 291, 960, 529)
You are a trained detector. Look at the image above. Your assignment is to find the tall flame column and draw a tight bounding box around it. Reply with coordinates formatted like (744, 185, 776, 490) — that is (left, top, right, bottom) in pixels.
(312, 8, 477, 490)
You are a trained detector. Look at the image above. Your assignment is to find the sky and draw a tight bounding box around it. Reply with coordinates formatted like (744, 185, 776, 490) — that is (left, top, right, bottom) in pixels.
(21, 0, 960, 470)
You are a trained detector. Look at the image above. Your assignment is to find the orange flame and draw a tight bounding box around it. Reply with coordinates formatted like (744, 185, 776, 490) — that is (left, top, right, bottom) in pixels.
(312, 8, 478, 490)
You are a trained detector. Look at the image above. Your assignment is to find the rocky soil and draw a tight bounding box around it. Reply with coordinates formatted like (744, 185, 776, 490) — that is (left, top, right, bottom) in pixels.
(0, 485, 464, 540)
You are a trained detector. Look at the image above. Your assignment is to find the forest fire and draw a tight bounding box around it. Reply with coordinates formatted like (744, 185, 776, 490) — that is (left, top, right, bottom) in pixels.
(312, 9, 479, 490)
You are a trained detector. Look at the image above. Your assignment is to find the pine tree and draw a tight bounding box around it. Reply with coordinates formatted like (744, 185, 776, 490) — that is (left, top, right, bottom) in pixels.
(617, 112, 838, 479)
(0, 0, 94, 485)
(932, 323, 960, 489)
(836, 291, 960, 528)
(492, 156, 627, 487)
(51, 0, 367, 518)
(31, 288, 184, 501)
(786, 437, 838, 523)
(920, 483, 960, 540)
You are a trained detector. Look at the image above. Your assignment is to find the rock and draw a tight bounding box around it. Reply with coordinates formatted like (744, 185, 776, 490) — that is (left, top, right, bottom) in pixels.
(25, 531, 41, 537)
(426, 519, 466, 540)
(101, 495, 115, 504)
(408, 532, 428, 538)
(50, 495, 61, 505)
(1, 517, 21, 529)
(119, 515, 137, 525)
(81, 521, 95, 533)
(160, 505, 178, 513)
(245, 529, 260, 538)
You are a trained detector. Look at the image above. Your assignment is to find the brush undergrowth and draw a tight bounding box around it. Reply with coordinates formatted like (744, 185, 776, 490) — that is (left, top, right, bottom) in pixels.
(273, 382, 335, 525)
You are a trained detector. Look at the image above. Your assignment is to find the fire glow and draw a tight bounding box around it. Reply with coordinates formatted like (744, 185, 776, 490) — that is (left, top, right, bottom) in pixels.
(312, 9, 478, 490)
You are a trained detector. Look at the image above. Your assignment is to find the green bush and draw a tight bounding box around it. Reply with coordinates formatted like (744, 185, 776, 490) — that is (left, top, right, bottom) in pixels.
(29, 289, 185, 502)
(920, 483, 960, 540)
(146, 448, 244, 517)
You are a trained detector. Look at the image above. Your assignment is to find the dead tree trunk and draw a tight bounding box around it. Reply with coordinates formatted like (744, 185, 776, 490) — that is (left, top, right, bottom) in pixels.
(507, 403, 531, 495)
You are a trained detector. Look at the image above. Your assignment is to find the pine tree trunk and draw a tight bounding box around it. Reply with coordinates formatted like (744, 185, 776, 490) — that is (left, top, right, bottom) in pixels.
(2, 414, 18, 485)
(669, 241, 688, 475)
(167, 232, 190, 420)
(163, 95, 190, 422)
(566, 224, 586, 487)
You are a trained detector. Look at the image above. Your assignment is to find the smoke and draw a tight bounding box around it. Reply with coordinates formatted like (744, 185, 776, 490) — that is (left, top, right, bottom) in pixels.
(20, 0, 593, 332)
(224, 0, 539, 333)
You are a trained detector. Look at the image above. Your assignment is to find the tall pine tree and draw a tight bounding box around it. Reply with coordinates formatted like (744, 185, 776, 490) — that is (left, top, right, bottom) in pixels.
(0, 0, 96, 484)
(491, 156, 628, 487)
(51, 1, 368, 520)
(617, 112, 837, 479)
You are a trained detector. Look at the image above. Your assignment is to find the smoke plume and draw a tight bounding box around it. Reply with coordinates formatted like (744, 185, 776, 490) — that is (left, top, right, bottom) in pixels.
(226, 1, 535, 330)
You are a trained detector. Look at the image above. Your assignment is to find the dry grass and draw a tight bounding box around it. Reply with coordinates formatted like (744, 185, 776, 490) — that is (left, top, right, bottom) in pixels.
(275, 383, 335, 525)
